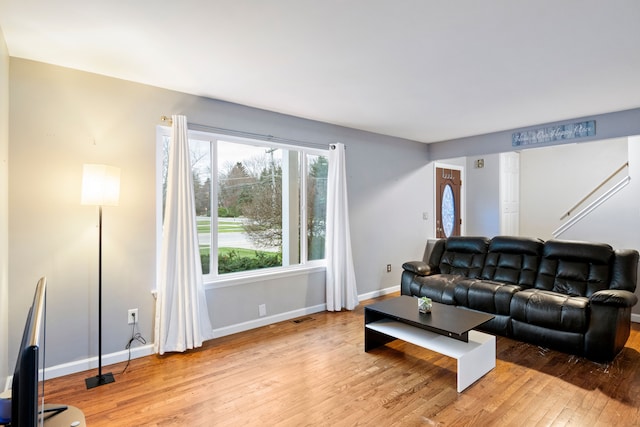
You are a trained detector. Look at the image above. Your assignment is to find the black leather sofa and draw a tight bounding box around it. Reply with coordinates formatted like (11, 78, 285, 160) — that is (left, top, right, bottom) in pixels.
(401, 236, 639, 362)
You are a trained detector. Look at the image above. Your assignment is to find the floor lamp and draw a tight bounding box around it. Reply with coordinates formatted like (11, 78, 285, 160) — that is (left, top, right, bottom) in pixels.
(81, 163, 121, 389)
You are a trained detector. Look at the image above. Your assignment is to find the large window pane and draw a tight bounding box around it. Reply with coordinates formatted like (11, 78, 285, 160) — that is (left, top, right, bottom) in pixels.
(159, 128, 327, 280)
(217, 141, 283, 274)
(307, 155, 327, 260)
(190, 139, 212, 274)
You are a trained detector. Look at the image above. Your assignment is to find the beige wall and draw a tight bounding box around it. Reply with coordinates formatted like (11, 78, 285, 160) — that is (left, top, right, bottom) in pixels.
(0, 26, 9, 384)
(9, 59, 163, 370)
(8, 58, 431, 374)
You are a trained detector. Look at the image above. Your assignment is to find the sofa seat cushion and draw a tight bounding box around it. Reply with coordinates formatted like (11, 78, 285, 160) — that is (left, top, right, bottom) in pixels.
(410, 274, 467, 305)
(510, 289, 589, 333)
(454, 279, 523, 315)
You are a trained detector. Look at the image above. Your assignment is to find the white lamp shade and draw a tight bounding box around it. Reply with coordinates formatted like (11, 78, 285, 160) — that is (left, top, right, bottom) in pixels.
(81, 164, 121, 206)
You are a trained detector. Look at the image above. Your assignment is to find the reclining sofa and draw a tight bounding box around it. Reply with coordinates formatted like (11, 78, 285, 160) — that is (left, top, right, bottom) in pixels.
(401, 236, 639, 362)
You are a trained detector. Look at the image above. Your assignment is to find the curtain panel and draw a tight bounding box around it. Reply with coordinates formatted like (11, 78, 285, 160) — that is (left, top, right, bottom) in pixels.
(154, 114, 213, 354)
(325, 143, 359, 311)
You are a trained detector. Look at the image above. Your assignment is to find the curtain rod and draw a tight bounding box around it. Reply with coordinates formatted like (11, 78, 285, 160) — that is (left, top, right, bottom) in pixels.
(160, 115, 337, 150)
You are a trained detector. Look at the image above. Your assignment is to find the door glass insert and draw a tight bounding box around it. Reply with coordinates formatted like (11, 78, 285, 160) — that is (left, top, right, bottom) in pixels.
(441, 184, 455, 237)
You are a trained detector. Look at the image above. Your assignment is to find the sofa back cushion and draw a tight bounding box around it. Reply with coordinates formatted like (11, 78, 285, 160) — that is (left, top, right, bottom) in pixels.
(481, 236, 544, 287)
(609, 249, 639, 292)
(438, 236, 489, 278)
(534, 240, 614, 297)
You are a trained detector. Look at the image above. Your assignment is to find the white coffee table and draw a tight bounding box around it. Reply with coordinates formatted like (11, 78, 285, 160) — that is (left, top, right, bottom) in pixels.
(365, 296, 496, 392)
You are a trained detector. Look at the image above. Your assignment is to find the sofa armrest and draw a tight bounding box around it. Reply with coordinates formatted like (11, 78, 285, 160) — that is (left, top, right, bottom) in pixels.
(590, 289, 638, 308)
(585, 290, 636, 361)
(402, 261, 433, 276)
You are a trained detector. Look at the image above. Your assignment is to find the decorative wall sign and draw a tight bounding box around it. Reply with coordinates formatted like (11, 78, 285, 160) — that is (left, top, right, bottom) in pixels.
(512, 120, 595, 147)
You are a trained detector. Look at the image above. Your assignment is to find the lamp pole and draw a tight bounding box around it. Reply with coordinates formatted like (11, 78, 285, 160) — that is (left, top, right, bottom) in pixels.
(82, 163, 120, 389)
(85, 205, 115, 389)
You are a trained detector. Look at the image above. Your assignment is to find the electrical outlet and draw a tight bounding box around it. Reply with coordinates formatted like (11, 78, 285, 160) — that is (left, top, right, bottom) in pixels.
(258, 304, 267, 317)
(128, 308, 138, 324)
(386, 264, 392, 272)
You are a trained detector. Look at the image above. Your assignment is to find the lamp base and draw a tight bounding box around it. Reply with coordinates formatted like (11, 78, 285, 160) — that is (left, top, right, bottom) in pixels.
(85, 372, 115, 389)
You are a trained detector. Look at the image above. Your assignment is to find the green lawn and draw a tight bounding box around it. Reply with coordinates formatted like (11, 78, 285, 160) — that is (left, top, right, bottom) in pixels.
(196, 218, 281, 273)
(200, 246, 278, 257)
(197, 218, 244, 233)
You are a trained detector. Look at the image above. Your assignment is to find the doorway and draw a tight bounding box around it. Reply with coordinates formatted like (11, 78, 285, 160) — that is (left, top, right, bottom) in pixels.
(435, 166, 462, 238)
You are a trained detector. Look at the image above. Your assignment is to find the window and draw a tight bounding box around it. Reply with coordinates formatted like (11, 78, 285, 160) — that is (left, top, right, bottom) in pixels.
(159, 128, 328, 281)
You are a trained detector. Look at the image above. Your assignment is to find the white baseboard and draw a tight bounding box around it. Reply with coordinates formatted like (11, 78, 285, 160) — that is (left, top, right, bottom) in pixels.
(211, 285, 400, 339)
(5, 286, 401, 386)
(3, 343, 156, 391)
(44, 343, 156, 381)
(632, 313, 640, 323)
(210, 303, 327, 338)
(358, 285, 400, 301)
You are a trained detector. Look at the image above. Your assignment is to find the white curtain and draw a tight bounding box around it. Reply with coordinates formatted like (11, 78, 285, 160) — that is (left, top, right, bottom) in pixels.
(154, 114, 213, 354)
(325, 143, 359, 311)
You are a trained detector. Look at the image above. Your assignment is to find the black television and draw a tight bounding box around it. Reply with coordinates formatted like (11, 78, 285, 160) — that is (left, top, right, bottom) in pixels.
(10, 277, 48, 427)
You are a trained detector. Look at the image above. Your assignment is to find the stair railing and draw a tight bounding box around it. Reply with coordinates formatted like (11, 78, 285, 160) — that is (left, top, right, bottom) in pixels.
(553, 162, 630, 238)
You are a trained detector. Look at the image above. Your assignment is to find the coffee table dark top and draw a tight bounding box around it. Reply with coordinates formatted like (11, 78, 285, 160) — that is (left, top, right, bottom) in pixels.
(365, 295, 494, 342)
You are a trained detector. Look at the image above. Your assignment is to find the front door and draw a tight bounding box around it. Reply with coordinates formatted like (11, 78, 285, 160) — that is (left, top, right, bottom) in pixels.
(436, 167, 461, 238)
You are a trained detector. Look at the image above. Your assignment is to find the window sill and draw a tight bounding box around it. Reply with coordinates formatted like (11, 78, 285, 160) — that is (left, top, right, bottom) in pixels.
(204, 263, 326, 289)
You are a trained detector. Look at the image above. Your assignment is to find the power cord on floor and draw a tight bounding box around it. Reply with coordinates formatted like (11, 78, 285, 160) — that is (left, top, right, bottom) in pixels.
(120, 313, 147, 375)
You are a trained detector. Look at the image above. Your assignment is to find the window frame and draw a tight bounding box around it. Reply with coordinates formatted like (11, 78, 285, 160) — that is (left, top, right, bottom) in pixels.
(156, 126, 328, 288)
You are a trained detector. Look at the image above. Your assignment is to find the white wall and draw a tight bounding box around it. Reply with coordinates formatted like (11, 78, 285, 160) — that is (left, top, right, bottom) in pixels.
(8, 59, 431, 374)
(520, 138, 628, 239)
(556, 137, 640, 249)
(0, 26, 9, 383)
(434, 138, 632, 241)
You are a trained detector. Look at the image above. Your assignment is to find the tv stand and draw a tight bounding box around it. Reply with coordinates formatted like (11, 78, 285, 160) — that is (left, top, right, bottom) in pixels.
(42, 404, 85, 427)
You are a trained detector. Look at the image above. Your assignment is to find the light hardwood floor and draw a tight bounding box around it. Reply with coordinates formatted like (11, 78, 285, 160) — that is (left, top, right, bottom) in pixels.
(44, 294, 640, 426)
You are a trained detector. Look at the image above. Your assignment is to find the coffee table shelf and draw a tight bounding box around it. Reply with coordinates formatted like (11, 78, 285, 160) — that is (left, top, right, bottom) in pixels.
(366, 319, 495, 392)
(364, 296, 496, 392)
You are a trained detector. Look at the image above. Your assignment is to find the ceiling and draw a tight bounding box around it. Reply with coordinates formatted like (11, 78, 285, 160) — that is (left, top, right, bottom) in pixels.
(1, 0, 639, 143)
